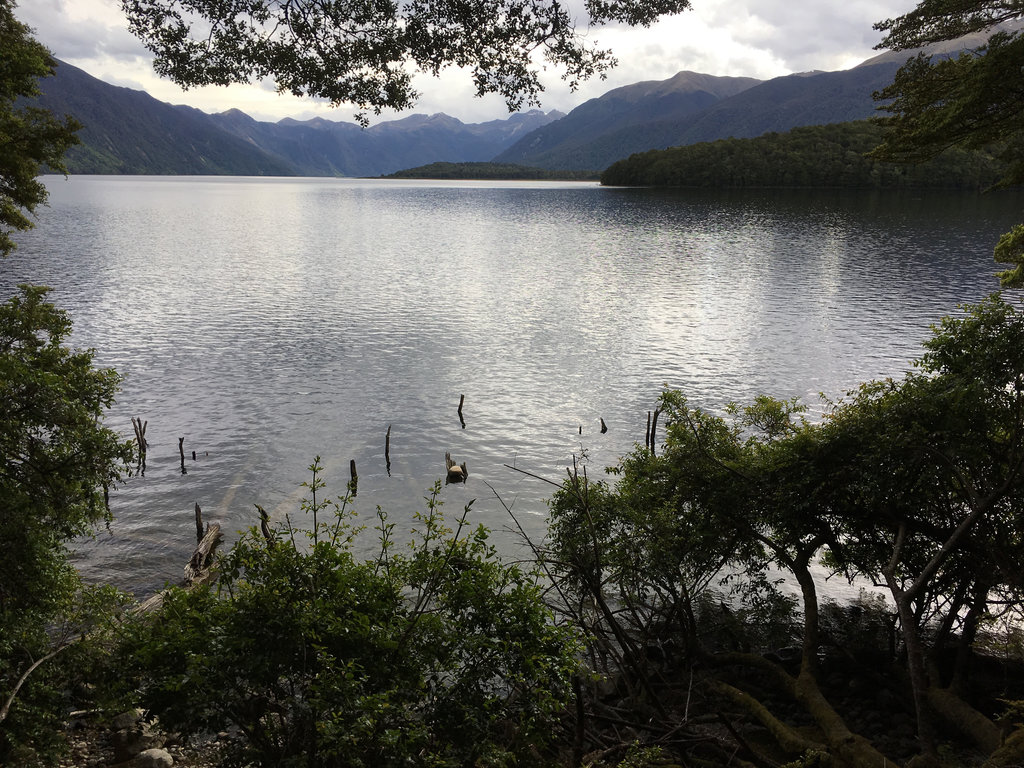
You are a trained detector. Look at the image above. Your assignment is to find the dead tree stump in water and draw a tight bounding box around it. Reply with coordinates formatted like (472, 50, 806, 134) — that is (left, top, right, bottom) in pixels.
(445, 451, 468, 483)
(194, 503, 204, 544)
(600, 417, 608, 434)
(350, 459, 358, 496)
(385, 424, 392, 476)
(179, 437, 187, 475)
(255, 504, 275, 549)
(131, 417, 148, 475)
(458, 394, 466, 428)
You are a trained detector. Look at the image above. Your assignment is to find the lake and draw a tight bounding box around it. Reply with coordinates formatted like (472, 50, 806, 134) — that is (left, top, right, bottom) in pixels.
(2, 176, 1021, 598)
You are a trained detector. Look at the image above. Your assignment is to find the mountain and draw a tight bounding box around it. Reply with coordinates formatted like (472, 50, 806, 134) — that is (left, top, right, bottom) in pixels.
(494, 61, 904, 170)
(493, 71, 761, 170)
(209, 108, 561, 176)
(33, 61, 295, 175)
(494, 27, 1012, 172)
(32, 61, 564, 176)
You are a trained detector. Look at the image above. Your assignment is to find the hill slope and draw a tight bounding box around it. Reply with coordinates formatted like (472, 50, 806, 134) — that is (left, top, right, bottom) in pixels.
(494, 62, 904, 171)
(32, 61, 563, 176)
(494, 71, 760, 170)
(600, 120, 1007, 189)
(33, 61, 294, 175)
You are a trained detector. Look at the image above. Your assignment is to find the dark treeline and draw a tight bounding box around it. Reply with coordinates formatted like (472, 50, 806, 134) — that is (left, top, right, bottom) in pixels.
(384, 161, 599, 180)
(601, 120, 1007, 188)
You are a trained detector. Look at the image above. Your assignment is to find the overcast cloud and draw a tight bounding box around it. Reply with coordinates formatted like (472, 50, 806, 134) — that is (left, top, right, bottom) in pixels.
(15, 0, 919, 125)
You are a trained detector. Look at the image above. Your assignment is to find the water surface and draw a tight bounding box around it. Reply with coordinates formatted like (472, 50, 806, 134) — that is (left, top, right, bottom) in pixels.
(2, 176, 1019, 597)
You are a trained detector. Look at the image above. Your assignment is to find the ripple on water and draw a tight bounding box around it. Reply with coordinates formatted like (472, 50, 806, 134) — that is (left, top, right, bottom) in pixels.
(3, 179, 1019, 596)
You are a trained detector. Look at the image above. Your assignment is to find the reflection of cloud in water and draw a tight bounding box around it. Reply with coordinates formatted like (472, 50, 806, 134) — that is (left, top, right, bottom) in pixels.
(8, 178, 1019, 598)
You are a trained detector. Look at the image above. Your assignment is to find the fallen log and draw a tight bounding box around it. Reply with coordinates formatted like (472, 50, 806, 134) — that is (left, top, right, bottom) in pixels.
(184, 523, 223, 586)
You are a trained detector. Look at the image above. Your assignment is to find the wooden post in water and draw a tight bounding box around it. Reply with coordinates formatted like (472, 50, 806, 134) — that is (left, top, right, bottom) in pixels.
(458, 394, 466, 428)
(350, 459, 358, 496)
(256, 504, 275, 549)
(194, 502, 204, 544)
(385, 424, 392, 476)
(179, 437, 187, 475)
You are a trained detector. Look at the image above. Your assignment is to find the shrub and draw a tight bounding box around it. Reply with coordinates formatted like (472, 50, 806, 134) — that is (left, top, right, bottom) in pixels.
(123, 460, 579, 767)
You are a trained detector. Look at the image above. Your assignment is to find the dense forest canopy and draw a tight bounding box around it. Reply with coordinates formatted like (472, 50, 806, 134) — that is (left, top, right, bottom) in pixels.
(600, 121, 1007, 188)
(384, 161, 599, 180)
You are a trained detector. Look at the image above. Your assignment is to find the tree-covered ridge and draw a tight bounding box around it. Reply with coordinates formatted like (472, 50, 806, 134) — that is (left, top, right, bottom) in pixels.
(601, 120, 1007, 188)
(384, 161, 599, 180)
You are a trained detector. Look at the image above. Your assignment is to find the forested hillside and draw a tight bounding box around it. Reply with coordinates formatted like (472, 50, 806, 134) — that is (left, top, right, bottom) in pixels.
(31, 61, 562, 176)
(601, 121, 1007, 188)
(493, 71, 760, 170)
(385, 162, 598, 179)
(496, 61, 904, 171)
(33, 61, 294, 175)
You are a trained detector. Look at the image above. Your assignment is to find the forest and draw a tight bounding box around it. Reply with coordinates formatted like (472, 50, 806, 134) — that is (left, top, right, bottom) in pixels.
(600, 121, 1008, 189)
(384, 162, 599, 180)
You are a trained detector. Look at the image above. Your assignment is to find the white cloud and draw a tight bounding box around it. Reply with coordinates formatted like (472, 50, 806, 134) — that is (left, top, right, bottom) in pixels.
(16, 0, 921, 126)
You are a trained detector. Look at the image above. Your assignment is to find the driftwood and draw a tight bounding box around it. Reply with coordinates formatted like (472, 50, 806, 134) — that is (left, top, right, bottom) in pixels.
(184, 523, 223, 585)
(445, 451, 468, 483)
(136, 518, 223, 614)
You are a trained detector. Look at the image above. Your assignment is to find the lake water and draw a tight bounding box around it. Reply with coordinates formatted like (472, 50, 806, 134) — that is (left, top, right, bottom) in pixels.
(2, 176, 1021, 598)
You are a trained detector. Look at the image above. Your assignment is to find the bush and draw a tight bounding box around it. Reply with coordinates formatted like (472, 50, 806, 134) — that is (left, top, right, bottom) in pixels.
(123, 460, 579, 767)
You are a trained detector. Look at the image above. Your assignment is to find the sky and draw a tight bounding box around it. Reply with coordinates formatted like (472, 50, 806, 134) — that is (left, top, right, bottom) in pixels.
(15, 0, 920, 126)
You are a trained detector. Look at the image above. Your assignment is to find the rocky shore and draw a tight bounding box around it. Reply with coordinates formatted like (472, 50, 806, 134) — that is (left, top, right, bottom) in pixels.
(58, 709, 232, 768)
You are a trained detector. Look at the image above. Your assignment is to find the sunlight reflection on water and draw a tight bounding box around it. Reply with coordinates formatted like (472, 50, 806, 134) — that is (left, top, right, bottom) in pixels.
(2, 177, 1020, 596)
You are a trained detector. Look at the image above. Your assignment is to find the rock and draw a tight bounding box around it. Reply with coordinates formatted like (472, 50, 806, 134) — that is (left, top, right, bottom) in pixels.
(134, 747, 174, 767)
(110, 708, 146, 731)
(113, 719, 166, 762)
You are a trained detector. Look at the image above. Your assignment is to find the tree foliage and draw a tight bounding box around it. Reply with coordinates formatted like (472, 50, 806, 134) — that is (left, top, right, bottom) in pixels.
(123, 463, 578, 768)
(872, 0, 1024, 285)
(600, 120, 1006, 188)
(0, 286, 134, 764)
(0, 0, 80, 257)
(545, 294, 1024, 767)
(121, 0, 691, 123)
(386, 160, 599, 180)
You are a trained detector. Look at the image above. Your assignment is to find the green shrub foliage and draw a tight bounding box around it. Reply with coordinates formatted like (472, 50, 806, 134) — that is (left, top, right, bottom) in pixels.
(124, 463, 578, 768)
(547, 294, 1024, 765)
(0, 285, 134, 764)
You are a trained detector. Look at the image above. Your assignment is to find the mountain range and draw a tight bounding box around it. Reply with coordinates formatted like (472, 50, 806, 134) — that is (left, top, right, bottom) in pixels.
(30, 35, 987, 176)
(33, 61, 563, 177)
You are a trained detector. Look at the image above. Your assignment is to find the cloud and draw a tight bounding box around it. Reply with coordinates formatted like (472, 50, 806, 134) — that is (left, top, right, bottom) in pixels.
(15, 0, 921, 125)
